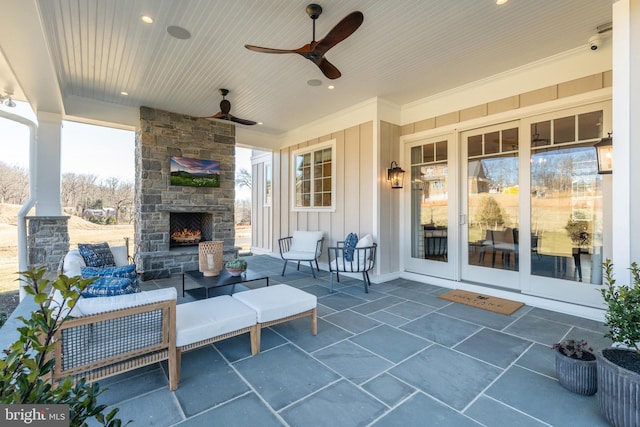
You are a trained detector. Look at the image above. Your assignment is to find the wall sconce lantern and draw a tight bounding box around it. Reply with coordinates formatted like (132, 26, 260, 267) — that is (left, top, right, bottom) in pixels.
(594, 133, 613, 174)
(387, 161, 405, 189)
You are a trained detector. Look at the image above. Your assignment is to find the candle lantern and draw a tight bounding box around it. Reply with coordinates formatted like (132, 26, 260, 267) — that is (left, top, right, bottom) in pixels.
(199, 241, 223, 276)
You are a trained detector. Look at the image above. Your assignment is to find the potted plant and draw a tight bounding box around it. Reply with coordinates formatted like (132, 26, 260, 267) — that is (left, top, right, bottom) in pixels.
(552, 339, 597, 395)
(565, 217, 592, 249)
(226, 257, 248, 276)
(597, 260, 640, 427)
(0, 267, 127, 426)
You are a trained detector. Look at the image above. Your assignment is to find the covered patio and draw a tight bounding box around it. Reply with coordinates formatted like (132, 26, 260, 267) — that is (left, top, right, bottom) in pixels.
(93, 255, 611, 426)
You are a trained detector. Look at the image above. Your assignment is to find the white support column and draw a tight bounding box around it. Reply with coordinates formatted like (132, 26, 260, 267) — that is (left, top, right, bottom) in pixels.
(612, 0, 640, 277)
(34, 111, 63, 216)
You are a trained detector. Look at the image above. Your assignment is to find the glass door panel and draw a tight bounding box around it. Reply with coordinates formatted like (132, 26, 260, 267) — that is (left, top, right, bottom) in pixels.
(406, 137, 453, 278)
(530, 112, 604, 285)
(462, 123, 520, 289)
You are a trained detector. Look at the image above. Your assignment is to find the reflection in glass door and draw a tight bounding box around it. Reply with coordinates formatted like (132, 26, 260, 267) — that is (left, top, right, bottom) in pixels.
(530, 111, 604, 285)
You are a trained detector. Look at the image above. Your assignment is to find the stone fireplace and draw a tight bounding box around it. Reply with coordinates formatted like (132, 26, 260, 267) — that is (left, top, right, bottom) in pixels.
(135, 107, 239, 280)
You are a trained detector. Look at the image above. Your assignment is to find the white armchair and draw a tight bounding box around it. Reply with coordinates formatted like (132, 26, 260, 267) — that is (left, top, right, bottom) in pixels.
(278, 231, 324, 278)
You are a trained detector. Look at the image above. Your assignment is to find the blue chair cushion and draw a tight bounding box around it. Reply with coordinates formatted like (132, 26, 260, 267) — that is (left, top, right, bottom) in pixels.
(78, 242, 116, 268)
(81, 276, 138, 298)
(344, 233, 359, 262)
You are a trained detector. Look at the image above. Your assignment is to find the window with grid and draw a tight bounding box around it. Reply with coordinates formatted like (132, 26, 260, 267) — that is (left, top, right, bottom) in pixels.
(292, 142, 335, 210)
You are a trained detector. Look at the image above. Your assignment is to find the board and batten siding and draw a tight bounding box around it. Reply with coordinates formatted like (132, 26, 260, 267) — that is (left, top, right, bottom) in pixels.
(378, 120, 402, 275)
(251, 161, 272, 252)
(268, 122, 374, 266)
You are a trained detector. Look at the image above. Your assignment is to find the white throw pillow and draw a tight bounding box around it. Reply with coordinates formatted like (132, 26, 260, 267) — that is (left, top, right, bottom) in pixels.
(110, 246, 129, 266)
(356, 234, 374, 248)
(62, 250, 87, 277)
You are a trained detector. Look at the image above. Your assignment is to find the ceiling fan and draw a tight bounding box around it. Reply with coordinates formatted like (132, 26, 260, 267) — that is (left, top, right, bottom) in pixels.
(245, 4, 364, 80)
(196, 89, 257, 126)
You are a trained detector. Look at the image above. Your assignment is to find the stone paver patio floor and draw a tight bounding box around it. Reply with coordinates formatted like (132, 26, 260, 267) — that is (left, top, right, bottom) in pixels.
(93, 255, 612, 427)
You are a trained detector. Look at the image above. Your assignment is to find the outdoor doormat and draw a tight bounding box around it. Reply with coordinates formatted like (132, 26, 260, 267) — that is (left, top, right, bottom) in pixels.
(438, 289, 524, 315)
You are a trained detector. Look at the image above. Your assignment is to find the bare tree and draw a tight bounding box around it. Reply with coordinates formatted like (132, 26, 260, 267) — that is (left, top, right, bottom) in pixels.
(61, 172, 82, 208)
(235, 168, 252, 190)
(102, 177, 134, 223)
(0, 162, 28, 204)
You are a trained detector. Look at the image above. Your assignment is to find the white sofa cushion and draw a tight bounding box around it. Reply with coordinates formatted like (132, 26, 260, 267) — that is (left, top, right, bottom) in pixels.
(50, 287, 177, 318)
(176, 296, 257, 347)
(232, 284, 317, 323)
(74, 287, 177, 316)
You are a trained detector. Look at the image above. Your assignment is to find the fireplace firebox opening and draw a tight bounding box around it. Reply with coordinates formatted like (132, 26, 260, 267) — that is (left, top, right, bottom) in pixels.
(169, 212, 214, 247)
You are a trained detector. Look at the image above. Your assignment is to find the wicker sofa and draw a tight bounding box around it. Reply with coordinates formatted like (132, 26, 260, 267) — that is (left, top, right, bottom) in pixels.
(53, 246, 318, 391)
(53, 245, 180, 388)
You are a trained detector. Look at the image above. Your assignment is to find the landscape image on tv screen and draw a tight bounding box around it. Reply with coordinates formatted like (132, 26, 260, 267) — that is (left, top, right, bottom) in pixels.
(170, 156, 220, 187)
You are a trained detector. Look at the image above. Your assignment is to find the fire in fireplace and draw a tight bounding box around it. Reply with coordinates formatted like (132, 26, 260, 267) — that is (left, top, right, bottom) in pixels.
(171, 228, 201, 244)
(169, 212, 214, 247)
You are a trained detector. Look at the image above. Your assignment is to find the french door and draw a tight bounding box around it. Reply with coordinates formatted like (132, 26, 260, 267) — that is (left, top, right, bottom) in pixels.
(520, 104, 611, 307)
(460, 122, 521, 290)
(404, 134, 456, 279)
(402, 101, 610, 308)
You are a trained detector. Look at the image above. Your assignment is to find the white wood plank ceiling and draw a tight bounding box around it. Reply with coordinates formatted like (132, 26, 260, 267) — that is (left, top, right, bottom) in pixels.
(22, 1, 613, 133)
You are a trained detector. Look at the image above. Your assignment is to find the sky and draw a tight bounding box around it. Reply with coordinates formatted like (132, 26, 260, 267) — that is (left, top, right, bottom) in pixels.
(1, 109, 252, 198)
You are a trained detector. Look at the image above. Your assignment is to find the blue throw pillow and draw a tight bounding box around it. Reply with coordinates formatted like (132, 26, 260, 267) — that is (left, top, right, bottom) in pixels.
(81, 263, 138, 285)
(81, 276, 138, 298)
(78, 242, 116, 268)
(344, 233, 359, 262)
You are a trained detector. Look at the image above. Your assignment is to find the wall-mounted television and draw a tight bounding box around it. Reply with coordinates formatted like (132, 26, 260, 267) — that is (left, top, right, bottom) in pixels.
(170, 156, 220, 187)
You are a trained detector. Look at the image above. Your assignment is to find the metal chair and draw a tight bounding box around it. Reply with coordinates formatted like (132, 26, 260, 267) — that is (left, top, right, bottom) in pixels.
(327, 240, 377, 293)
(278, 231, 324, 278)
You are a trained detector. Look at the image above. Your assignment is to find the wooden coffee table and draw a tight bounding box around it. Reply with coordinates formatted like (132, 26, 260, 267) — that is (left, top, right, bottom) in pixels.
(182, 269, 269, 298)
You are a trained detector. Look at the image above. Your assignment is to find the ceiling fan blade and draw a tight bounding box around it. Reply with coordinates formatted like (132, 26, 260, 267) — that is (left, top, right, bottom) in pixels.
(229, 115, 257, 126)
(315, 57, 341, 80)
(315, 11, 364, 55)
(244, 44, 299, 54)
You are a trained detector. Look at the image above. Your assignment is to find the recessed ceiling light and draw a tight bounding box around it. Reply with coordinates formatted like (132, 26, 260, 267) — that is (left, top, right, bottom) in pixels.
(327, 85, 335, 90)
(307, 79, 322, 87)
(167, 25, 191, 40)
(120, 91, 129, 96)
(496, 0, 508, 4)
(258, 122, 263, 125)
(141, 15, 154, 24)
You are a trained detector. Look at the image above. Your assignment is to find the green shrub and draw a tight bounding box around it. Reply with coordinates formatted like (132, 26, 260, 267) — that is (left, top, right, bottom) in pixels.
(601, 260, 640, 354)
(0, 267, 128, 426)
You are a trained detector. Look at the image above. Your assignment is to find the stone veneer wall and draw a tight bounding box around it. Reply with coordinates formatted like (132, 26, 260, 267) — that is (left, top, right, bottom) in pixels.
(135, 107, 238, 280)
(26, 216, 70, 278)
